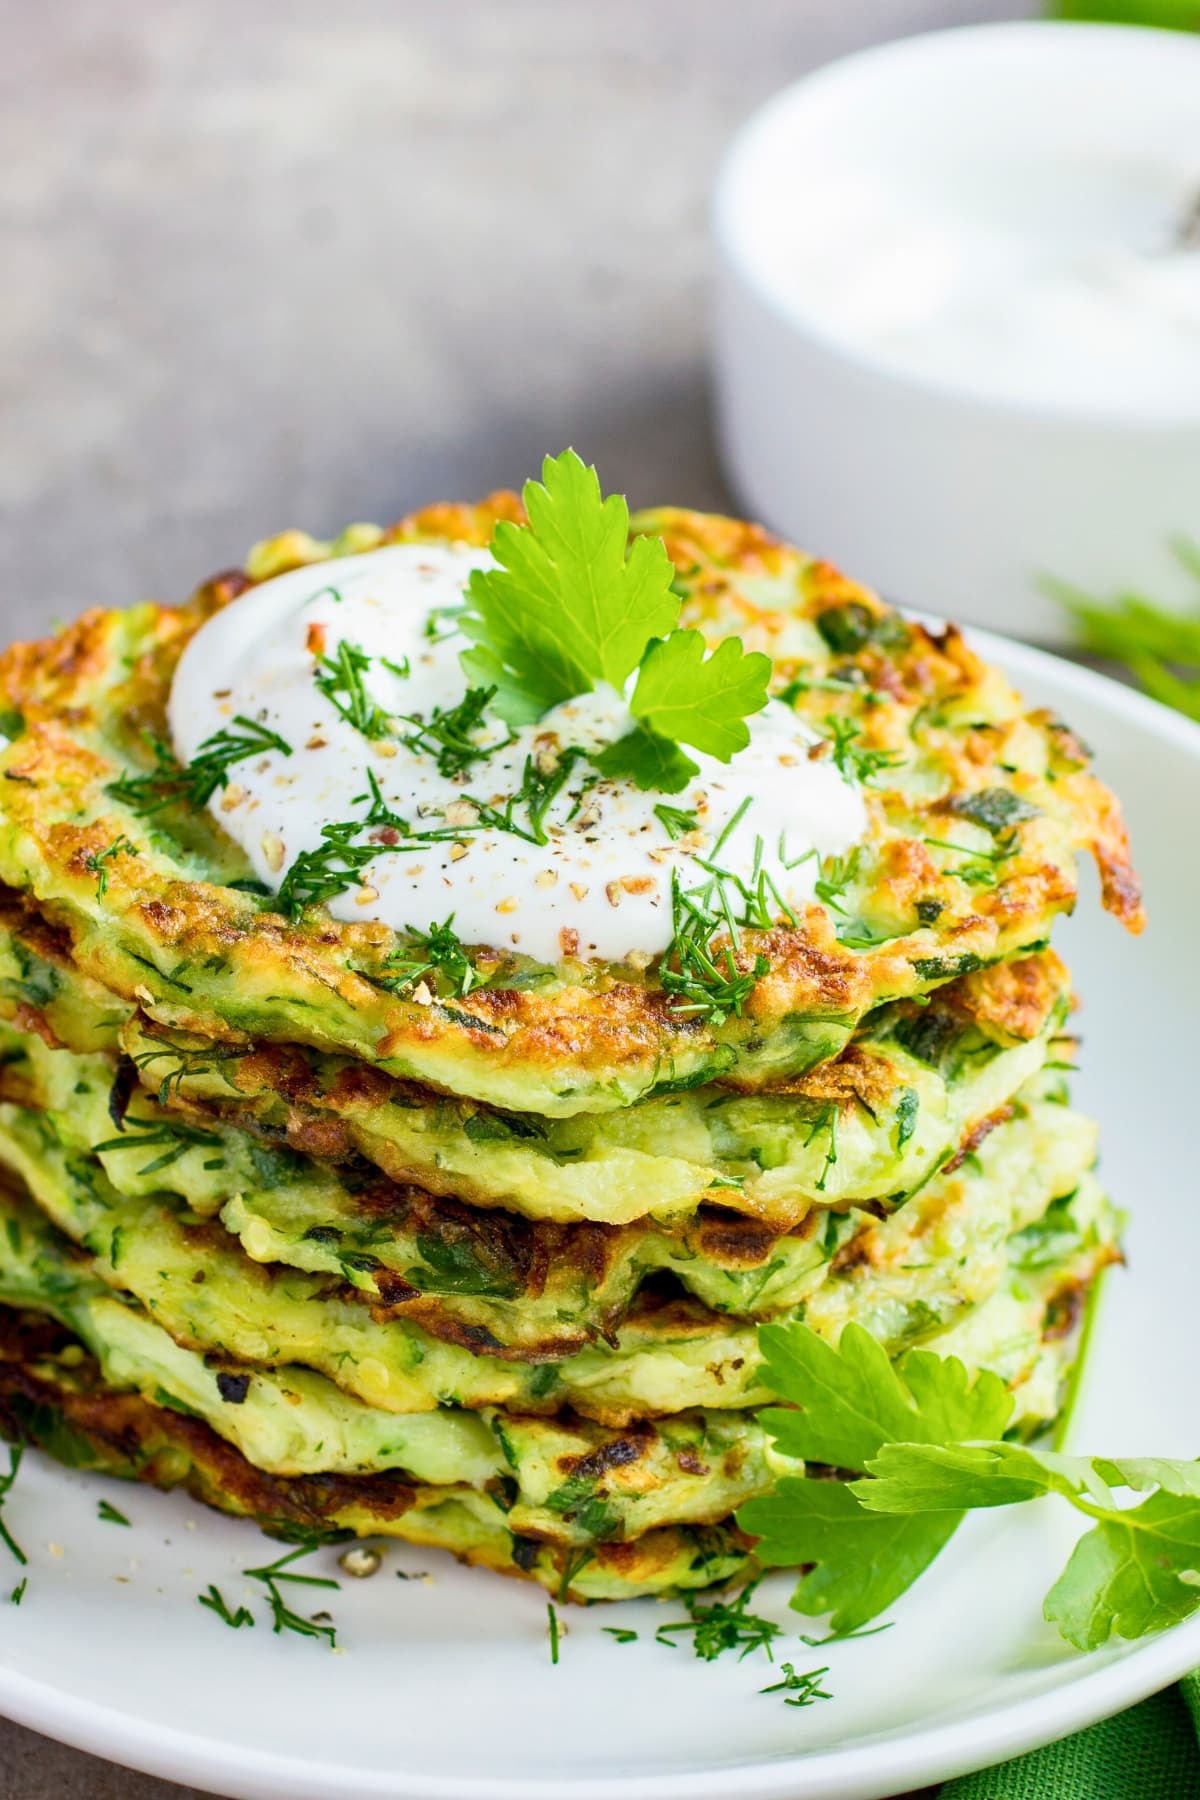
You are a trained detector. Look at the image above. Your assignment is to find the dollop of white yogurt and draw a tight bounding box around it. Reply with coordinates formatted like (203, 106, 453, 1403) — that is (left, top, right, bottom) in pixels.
(169, 543, 869, 963)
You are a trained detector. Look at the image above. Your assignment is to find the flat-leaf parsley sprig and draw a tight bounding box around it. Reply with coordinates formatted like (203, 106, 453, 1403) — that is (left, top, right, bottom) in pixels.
(738, 1319, 1200, 1653)
(462, 450, 772, 791)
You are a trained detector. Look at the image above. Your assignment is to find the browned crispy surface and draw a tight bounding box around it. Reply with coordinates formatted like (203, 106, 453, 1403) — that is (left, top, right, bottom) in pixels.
(0, 499, 1140, 1117)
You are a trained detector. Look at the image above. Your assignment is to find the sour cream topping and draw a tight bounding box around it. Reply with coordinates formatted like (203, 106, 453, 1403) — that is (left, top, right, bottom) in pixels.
(169, 543, 869, 964)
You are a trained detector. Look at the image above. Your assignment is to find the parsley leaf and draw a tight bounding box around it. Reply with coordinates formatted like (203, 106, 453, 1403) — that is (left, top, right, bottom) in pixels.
(1045, 1488, 1200, 1651)
(462, 451, 772, 790)
(462, 449, 678, 722)
(629, 631, 771, 762)
(737, 1322, 1012, 1632)
(852, 1440, 1119, 1514)
(858, 1441, 1200, 1651)
(740, 1479, 960, 1635)
(592, 725, 698, 794)
(742, 1321, 1200, 1655)
(748, 1320, 1013, 1471)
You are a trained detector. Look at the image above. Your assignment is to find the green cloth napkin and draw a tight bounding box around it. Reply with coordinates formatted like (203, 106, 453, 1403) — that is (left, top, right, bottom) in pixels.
(937, 1672, 1200, 1798)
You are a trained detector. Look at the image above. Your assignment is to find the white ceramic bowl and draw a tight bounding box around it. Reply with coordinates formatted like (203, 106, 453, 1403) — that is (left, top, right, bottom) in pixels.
(712, 22, 1200, 642)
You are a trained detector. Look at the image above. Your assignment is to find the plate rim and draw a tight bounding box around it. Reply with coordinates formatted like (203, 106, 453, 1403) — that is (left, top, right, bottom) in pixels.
(1, 625, 1198, 1800)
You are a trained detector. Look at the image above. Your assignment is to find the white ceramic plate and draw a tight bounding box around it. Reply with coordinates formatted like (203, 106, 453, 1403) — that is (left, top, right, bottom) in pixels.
(0, 629, 1196, 1800)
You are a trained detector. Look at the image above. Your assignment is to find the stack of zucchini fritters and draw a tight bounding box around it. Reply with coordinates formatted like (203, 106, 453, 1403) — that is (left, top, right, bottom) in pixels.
(0, 499, 1142, 1601)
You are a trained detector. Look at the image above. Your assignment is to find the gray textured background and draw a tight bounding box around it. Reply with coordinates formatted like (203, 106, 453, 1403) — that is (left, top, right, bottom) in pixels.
(2, 1, 1029, 1793)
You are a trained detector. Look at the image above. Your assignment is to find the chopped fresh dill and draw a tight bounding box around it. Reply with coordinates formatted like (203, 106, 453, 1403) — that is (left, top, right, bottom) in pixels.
(814, 848, 860, 915)
(759, 1662, 833, 1708)
(547, 1599, 562, 1664)
(424, 602, 465, 643)
(653, 803, 699, 840)
(660, 870, 769, 1026)
(556, 1546, 595, 1604)
(381, 916, 478, 998)
(654, 1577, 783, 1663)
(198, 1583, 255, 1630)
(467, 747, 584, 847)
(358, 768, 412, 833)
(93, 1117, 221, 1177)
(275, 822, 392, 919)
(0, 1447, 26, 1568)
(655, 797, 791, 1024)
(398, 685, 512, 777)
(806, 1104, 839, 1193)
(107, 716, 292, 817)
(97, 1498, 131, 1527)
(9, 1577, 26, 1606)
(84, 835, 139, 897)
(313, 637, 394, 740)
(241, 1535, 341, 1648)
(276, 740, 586, 918)
(1048, 544, 1200, 723)
(923, 835, 1017, 889)
(132, 1040, 238, 1105)
(822, 715, 900, 787)
(602, 1626, 639, 1644)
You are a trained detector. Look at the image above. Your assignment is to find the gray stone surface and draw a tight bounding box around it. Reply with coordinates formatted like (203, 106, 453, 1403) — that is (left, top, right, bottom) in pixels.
(0, 1, 1028, 1793)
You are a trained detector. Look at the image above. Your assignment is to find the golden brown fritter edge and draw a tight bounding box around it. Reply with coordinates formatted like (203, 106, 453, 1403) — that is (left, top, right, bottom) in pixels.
(0, 497, 1142, 1118)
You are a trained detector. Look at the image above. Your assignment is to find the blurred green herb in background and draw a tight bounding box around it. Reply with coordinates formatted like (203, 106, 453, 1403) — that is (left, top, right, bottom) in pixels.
(1045, 539, 1200, 722)
(1049, 0, 1199, 26)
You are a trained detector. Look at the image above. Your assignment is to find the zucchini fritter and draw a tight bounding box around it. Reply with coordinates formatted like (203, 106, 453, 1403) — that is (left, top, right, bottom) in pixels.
(0, 500, 1141, 1115)
(0, 1232, 1113, 1603)
(0, 905, 1072, 1227)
